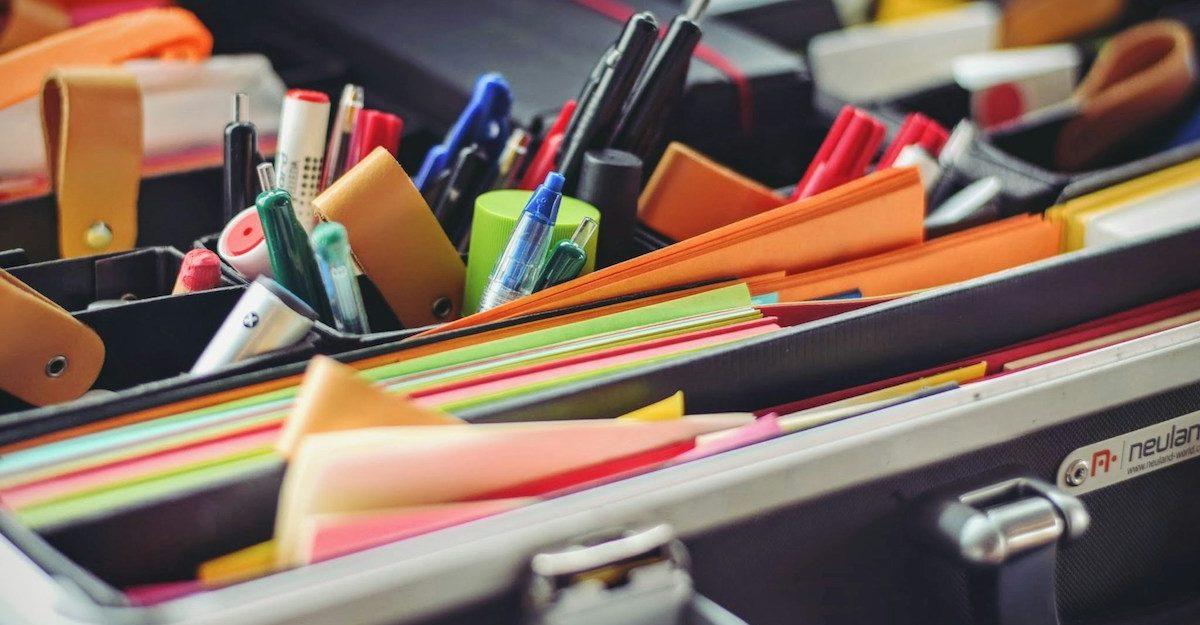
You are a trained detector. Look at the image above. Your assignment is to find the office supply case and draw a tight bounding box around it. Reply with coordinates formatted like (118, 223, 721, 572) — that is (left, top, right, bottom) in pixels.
(2, 223, 1200, 624)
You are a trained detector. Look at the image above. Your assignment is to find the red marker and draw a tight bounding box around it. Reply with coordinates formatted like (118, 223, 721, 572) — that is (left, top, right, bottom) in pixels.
(793, 106, 885, 200)
(172, 249, 223, 295)
(344, 109, 404, 172)
(518, 99, 577, 190)
(878, 113, 949, 169)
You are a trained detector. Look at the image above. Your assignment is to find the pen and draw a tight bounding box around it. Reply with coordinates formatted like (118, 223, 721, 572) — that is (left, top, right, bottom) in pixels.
(792, 106, 885, 200)
(311, 221, 370, 334)
(255, 162, 334, 325)
(610, 13, 702, 161)
(172, 249, 222, 295)
(533, 217, 598, 292)
(414, 73, 513, 194)
(493, 128, 531, 190)
(344, 109, 403, 171)
(191, 276, 317, 376)
(519, 99, 577, 190)
(432, 144, 492, 251)
(557, 12, 658, 190)
(478, 172, 565, 311)
(222, 92, 258, 224)
(319, 84, 365, 191)
(275, 89, 331, 232)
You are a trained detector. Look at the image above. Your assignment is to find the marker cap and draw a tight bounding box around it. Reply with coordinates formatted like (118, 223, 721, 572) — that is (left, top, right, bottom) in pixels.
(217, 206, 273, 280)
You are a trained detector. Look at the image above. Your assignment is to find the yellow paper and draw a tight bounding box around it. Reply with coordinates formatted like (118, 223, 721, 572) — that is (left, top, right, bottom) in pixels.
(617, 391, 685, 422)
(198, 541, 276, 587)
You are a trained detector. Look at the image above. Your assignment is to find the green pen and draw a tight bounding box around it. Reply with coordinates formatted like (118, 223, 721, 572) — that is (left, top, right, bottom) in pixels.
(312, 221, 370, 334)
(255, 163, 334, 325)
(532, 217, 598, 292)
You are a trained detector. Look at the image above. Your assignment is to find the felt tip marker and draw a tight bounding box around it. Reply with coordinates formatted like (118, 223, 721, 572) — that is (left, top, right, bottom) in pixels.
(172, 249, 223, 295)
(478, 172, 565, 311)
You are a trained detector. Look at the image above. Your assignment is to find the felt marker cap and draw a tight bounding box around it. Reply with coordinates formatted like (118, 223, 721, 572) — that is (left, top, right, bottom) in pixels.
(464, 191, 600, 314)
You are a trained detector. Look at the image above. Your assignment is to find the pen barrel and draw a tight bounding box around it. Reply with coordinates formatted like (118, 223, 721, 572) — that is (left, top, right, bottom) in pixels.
(611, 17, 702, 160)
(275, 90, 331, 232)
(577, 150, 642, 268)
(533, 242, 588, 292)
(256, 190, 335, 325)
(478, 212, 555, 311)
(223, 123, 258, 224)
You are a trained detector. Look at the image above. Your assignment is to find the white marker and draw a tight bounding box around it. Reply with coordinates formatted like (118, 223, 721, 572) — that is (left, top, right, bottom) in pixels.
(275, 89, 331, 232)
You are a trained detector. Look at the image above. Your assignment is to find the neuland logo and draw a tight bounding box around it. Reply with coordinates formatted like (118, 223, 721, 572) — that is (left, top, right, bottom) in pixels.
(1060, 410, 1200, 495)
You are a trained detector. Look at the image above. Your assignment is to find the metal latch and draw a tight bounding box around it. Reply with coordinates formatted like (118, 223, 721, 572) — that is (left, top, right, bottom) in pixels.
(525, 524, 693, 625)
(915, 476, 1091, 625)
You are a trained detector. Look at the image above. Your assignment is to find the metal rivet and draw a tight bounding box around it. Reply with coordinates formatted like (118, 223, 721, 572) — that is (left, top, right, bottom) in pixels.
(1065, 459, 1089, 487)
(431, 297, 453, 320)
(84, 221, 113, 250)
(44, 355, 68, 378)
(242, 312, 260, 328)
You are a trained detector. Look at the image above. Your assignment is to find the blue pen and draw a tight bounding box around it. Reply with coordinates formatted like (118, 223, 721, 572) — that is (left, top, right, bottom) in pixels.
(414, 73, 513, 194)
(478, 172, 565, 311)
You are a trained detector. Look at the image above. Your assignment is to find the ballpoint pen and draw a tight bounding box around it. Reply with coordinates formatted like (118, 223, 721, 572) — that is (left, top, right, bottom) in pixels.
(493, 128, 532, 190)
(610, 12, 702, 161)
(172, 249, 222, 295)
(222, 92, 257, 224)
(432, 144, 492, 251)
(255, 162, 334, 325)
(319, 84, 365, 191)
(533, 217, 598, 292)
(275, 89, 331, 231)
(478, 172, 565, 311)
(414, 73, 513, 194)
(556, 12, 658, 191)
(311, 221, 370, 334)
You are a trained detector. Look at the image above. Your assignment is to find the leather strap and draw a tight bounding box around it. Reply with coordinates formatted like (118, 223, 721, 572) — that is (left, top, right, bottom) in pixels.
(0, 7, 211, 109)
(0, 268, 103, 406)
(0, 0, 70, 53)
(41, 67, 142, 258)
(1056, 20, 1197, 171)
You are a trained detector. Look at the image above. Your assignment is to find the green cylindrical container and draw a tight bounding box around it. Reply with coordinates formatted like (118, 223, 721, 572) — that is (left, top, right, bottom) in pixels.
(464, 190, 601, 314)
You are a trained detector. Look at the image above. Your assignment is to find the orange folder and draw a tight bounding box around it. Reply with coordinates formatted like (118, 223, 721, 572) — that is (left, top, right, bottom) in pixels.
(424, 167, 927, 337)
(0, 7, 212, 109)
(752, 215, 1062, 302)
(639, 142, 785, 241)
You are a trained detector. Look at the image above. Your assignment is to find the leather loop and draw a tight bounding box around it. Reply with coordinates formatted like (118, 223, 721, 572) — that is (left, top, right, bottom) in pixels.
(41, 67, 142, 258)
(0, 0, 70, 53)
(1056, 20, 1197, 171)
(0, 268, 103, 406)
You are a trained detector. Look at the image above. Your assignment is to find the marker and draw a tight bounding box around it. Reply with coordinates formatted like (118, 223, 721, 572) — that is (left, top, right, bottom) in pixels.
(255, 162, 334, 324)
(519, 100, 577, 191)
(217, 206, 273, 280)
(792, 106, 885, 200)
(610, 13, 702, 161)
(575, 149, 642, 268)
(478, 172, 565, 311)
(172, 249, 223, 295)
(275, 89, 331, 232)
(222, 92, 258, 224)
(191, 276, 317, 376)
(890, 145, 942, 191)
(311, 222, 370, 334)
(557, 12, 659, 190)
(533, 217, 597, 292)
(877, 113, 949, 168)
(414, 73, 512, 194)
(344, 109, 403, 171)
(320, 84, 365, 191)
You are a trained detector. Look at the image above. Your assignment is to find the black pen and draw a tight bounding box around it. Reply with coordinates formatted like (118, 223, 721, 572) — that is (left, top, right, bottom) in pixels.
(556, 11, 658, 190)
(610, 13, 702, 161)
(432, 144, 491, 251)
(222, 92, 258, 224)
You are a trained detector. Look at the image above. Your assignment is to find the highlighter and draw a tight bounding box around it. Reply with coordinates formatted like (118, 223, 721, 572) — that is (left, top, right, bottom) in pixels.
(533, 217, 598, 292)
(311, 221, 370, 334)
(275, 89, 331, 231)
(478, 172, 565, 311)
(255, 163, 334, 325)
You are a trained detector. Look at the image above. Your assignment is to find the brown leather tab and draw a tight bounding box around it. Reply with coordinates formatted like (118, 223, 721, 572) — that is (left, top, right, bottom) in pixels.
(0, 0, 70, 53)
(41, 67, 142, 258)
(0, 269, 104, 406)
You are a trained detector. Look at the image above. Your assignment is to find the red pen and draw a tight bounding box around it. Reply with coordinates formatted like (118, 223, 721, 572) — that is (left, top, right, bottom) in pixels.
(518, 99, 578, 190)
(877, 113, 949, 169)
(172, 249, 223, 295)
(344, 109, 403, 172)
(793, 106, 885, 200)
